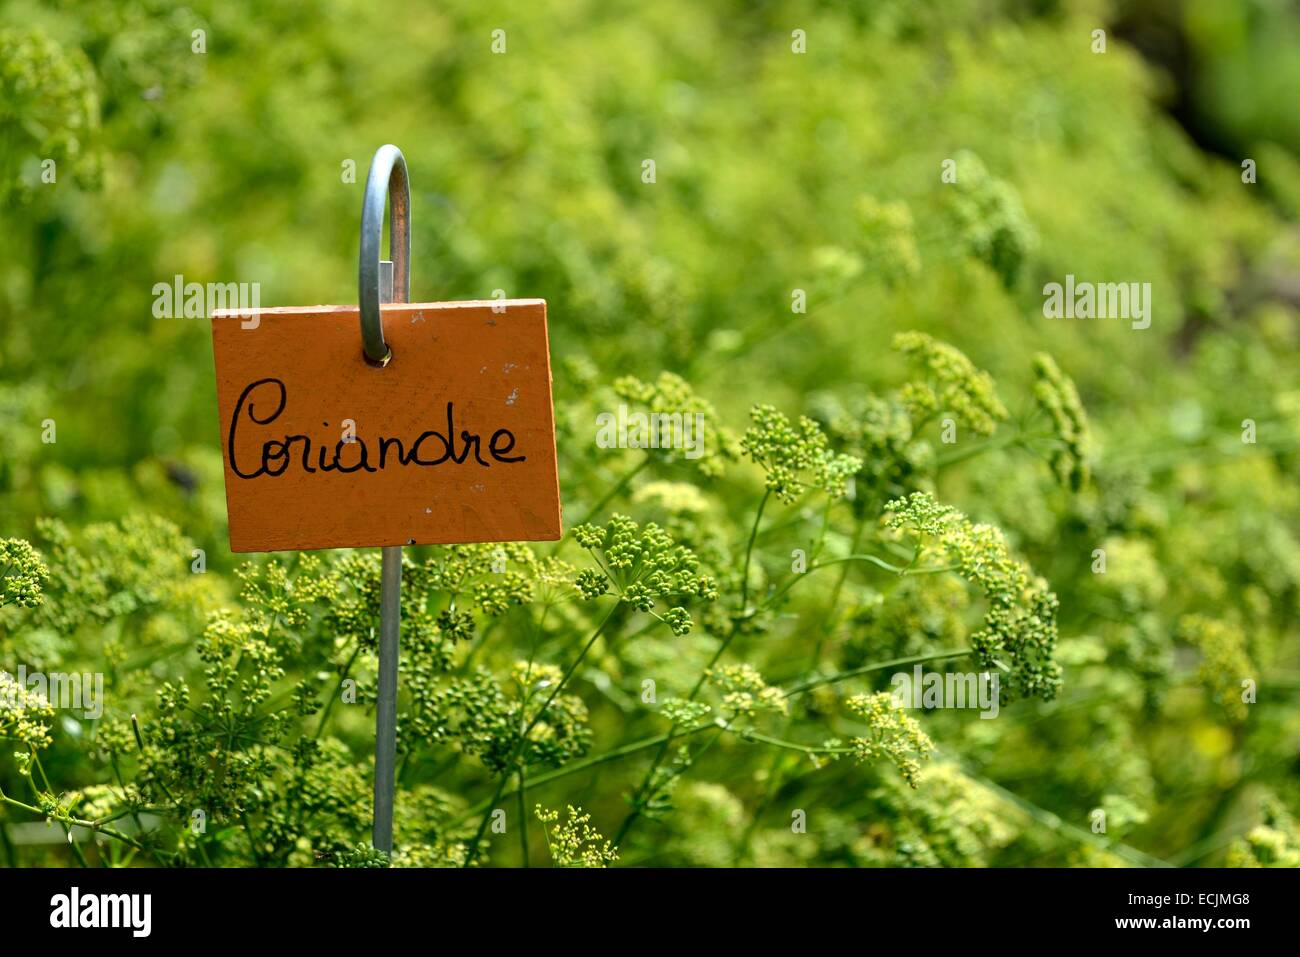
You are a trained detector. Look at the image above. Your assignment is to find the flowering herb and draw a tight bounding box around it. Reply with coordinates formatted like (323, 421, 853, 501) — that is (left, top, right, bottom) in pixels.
(1, 0, 1294, 874)
(570, 514, 715, 634)
(741, 405, 862, 505)
(885, 492, 1062, 701)
(1032, 353, 1091, 491)
(706, 664, 788, 720)
(846, 692, 935, 789)
(611, 372, 741, 478)
(534, 805, 619, 867)
(892, 332, 1008, 438)
(0, 538, 47, 609)
(944, 149, 1037, 289)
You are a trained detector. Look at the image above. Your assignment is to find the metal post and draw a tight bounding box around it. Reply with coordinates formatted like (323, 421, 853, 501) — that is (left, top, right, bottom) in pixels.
(360, 144, 411, 855)
(373, 260, 402, 854)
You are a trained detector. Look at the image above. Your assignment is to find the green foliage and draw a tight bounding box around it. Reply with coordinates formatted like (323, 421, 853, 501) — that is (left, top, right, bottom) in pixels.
(1031, 353, 1091, 491)
(856, 196, 922, 284)
(535, 804, 619, 867)
(0, 539, 47, 609)
(741, 406, 860, 505)
(1179, 615, 1253, 724)
(706, 664, 787, 720)
(1226, 797, 1300, 868)
(846, 692, 935, 789)
(885, 492, 1062, 701)
(612, 373, 740, 478)
(1, 0, 1297, 870)
(893, 332, 1010, 438)
(0, 27, 101, 202)
(867, 764, 1017, 867)
(945, 150, 1037, 290)
(571, 513, 714, 632)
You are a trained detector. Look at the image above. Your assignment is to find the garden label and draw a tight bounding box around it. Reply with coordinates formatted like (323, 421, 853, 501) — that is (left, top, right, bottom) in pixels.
(210, 299, 562, 552)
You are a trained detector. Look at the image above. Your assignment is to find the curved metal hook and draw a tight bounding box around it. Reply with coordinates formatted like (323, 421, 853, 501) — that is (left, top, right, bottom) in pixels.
(359, 145, 411, 364)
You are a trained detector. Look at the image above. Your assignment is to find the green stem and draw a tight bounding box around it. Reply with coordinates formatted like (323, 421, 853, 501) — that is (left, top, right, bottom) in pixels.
(732, 749, 793, 866)
(0, 792, 153, 855)
(451, 723, 716, 826)
(731, 728, 853, 756)
(736, 513, 866, 863)
(760, 555, 958, 617)
(740, 489, 771, 611)
(614, 488, 776, 848)
(516, 766, 530, 867)
(571, 457, 651, 534)
(613, 637, 740, 845)
(783, 648, 971, 697)
(315, 644, 362, 738)
(26, 751, 88, 864)
(814, 515, 866, 649)
(934, 429, 1050, 469)
(462, 603, 619, 867)
(617, 487, 777, 838)
(0, 819, 15, 866)
(462, 775, 510, 868)
(944, 753, 1171, 868)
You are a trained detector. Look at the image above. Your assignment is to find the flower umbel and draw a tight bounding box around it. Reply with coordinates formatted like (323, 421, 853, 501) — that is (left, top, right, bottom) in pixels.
(885, 492, 1063, 701)
(612, 372, 741, 478)
(570, 514, 714, 634)
(945, 149, 1037, 289)
(892, 332, 1008, 438)
(706, 664, 788, 719)
(1032, 353, 1091, 491)
(742, 405, 862, 505)
(535, 804, 619, 867)
(1180, 615, 1253, 723)
(0, 538, 48, 609)
(846, 691, 935, 788)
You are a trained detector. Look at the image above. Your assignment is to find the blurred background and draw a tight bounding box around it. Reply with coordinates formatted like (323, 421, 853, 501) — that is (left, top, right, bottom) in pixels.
(2, 0, 1299, 866)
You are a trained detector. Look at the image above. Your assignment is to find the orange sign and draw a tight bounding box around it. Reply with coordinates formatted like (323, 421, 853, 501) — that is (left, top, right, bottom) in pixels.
(210, 300, 562, 552)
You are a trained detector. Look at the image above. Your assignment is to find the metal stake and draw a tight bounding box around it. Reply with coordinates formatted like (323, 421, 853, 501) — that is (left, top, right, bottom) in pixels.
(373, 266, 402, 855)
(359, 145, 411, 854)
